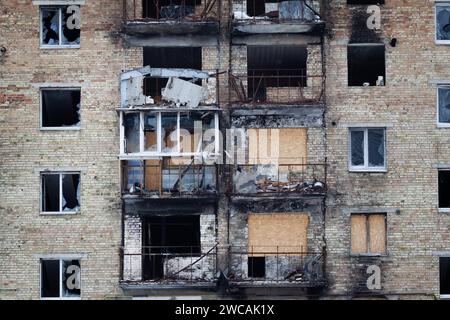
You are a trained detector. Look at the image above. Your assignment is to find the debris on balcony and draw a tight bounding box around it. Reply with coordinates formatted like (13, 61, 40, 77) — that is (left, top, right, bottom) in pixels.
(121, 66, 210, 108)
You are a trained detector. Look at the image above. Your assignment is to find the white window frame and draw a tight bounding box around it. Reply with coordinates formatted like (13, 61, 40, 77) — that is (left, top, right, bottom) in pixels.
(438, 168, 450, 212)
(40, 87, 81, 130)
(39, 5, 81, 49)
(120, 111, 220, 159)
(437, 85, 450, 127)
(41, 171, 81, 215)
(40, 258, 81, 300)
(436, 3, 450, 45)
(348, 127, 387, 172)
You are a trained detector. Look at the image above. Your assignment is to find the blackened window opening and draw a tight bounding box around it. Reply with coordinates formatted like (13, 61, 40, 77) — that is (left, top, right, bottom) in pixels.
(42, 89, 80, 127)
(143, 47, 202, 100)
(348, 44, 385, 86)
(143, 0, 201, 20)
(439, 170, 450, 209)
(41, 260, 60, 298)
(440, 257, 450, 295)
(248, 257, 266, 278)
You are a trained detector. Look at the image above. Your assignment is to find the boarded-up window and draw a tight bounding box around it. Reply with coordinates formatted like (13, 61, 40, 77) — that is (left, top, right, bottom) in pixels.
(351, 214, 386, 254)
(248, 213, 309, 256)
(248, 128, 307, 165)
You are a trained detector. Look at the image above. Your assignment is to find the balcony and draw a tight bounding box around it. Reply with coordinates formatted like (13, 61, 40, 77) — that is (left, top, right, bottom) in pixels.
(232, 0, 325, 35)
(229, 246, 325, 287)
(232, 163, 326, 196)
(120, 244, 218, 289)
(229, 69, 324, 106)
(122, 162, 218, 197)
(122, 0, 220, 37)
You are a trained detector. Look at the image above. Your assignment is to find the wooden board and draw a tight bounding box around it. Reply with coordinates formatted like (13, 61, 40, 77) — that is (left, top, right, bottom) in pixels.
(369, 214, 386, 254)
(351, 215, 367, 254)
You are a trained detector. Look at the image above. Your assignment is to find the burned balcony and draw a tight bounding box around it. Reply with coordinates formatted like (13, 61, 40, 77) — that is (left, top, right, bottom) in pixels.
(233, 163, 326, 195)
(121, 67, 219, 109)
(229, 70, 324, 105)
(232, 0, 325, 35)
(121, 244, 218, 287)
(122, 0, 220, 36)
(229, 246, 325, 287)
(121, 161, 218, 197)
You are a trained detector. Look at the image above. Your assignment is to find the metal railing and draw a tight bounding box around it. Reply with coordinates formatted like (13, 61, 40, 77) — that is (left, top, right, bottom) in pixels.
(229, 70, 324, 105)
(122, 163, 218, 196)
(231, 0, 321, 22)
(232, 163, 326, 195)
(121, 244, 218, 282)
(229, 246, 325, 284)
(124, 0, 220, 21)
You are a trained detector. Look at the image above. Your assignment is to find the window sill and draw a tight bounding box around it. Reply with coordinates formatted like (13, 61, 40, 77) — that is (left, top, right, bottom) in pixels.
(40, 297, 81, 300)
(437, 123, 450, 128)
(349, 168, 387, 173)
(40, 127, 81, 131)
(40, 211, 80, 216)
(350, 253, 387, 258)
(440, 294, 450, 300)
(438, 208, 450, 213)
(435, 40, 450, 45)
(40, 45, 80, 50)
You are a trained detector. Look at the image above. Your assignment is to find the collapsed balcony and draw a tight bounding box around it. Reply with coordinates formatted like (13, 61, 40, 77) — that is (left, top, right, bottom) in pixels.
(232, 0, 325, 35)
(122, 0, 220, 36)
(122, 161, 218, 196)
(233, 163, 326, 195)
(229, 70, 324, 105)
(121, 67, 219, 109)
(229, 247, 325, 287)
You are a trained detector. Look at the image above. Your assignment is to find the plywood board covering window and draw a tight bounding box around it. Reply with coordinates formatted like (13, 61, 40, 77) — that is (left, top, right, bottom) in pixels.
(351, 214, 386, 255)
(248, 213, 309, 256)
(248, 128, 307, 165)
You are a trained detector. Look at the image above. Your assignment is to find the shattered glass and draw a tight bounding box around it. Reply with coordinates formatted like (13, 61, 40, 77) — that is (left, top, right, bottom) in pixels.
(161, 113, 178, 153)
(41, 8, 60, 45)
(124, 113, 140, 153)
(144, 113, 158, 152)
(62, 6, 80, 45)
(350, 130, 364, 166)
(62, 174, 80, 212)
(42, 90, 81, 128)
(368, 129, 385, 167)
(439, 87, 450, 124)
(42, 174, 60, 212)
(437, 6, 450, 40)
(62, 260, 81, 297)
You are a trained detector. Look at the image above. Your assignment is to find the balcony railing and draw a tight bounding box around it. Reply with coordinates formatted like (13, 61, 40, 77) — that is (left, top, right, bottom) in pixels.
(232, 163, 326, 195)
(232, 0, 322, 22)
(122, 162, 218, 196)
(121, 244, 218, 283)
(124, 0, 220, 22)
(229, 70, 324, 105)
(229, 246, 325, 285)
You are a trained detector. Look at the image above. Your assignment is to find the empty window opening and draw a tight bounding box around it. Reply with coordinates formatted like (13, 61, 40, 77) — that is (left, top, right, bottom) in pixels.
(41, 89, 80, 128)
(143, 47, 202, 100)
(440, 257, 450, 296)
(347, 1, 384, 4)
(348, 44, 385, 86)
(349, 128, 386, 171)
(41, 259, 81, 299)
(247, 46, 307, 101)
(248, 257, 266, 278)
(439, 170, 450, 209)
(351, 214, 386, 255)
(41, 6, 80, 47)
(436, 5, 450, 43)
(438, 86, 450, 125)
(244, 0, 316, 20)
(42, 173, 80, 213)
(142, 215, 201, 280)
(143, 0, 201, 19)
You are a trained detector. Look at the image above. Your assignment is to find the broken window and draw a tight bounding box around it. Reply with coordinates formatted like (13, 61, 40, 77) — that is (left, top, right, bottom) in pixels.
(348, 44, 385, 86)
(143, 47, 202, 100)
(41, 259, 81, 299)
(247, 46, 307, 101)
(142, 215, 201, 280)
(438, 170, 450, 210)
(248, 257, 266, 278)
(42, 173, 80, 213)
(40, 6, 80, 47)
(440, 257, 450, 296)
(142, 0, 201, 19)
(243, 1, 316, 21)
(351, 214, 386, 255)
(436, 5, 450, 43)
(41, 89, 80, 128)
(349, 128, 386, 171)
(121, 111, 219, 156)
(438, 86, 450, 125)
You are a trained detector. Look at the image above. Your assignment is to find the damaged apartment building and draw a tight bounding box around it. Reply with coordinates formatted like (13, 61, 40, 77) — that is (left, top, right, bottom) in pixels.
(0, 0, 450, 300)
